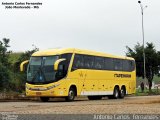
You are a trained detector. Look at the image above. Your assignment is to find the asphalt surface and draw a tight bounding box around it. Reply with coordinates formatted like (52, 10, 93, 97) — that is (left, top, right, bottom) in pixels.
(0, 95, 160, 120)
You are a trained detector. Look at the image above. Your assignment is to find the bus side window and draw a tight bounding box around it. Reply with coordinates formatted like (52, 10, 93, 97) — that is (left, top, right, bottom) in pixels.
(84, 55, 94, 69)
(94, 57, 104, 70)
(72, 54, 84, 70)
(60, 53, 72, 75)
(123, 60, 129, 71)
(105, 58, 114, 70)
(129, 60, 135, 71)
(114, 59, 123, 71)
(123, 60, 135, 72)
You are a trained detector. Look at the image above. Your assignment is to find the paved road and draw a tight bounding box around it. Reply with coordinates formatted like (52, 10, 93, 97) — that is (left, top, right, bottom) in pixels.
(0, 95, 160, 115)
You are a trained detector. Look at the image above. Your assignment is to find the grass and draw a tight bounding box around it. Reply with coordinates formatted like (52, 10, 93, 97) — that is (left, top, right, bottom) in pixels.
(136, 88, 160, 96)
(136, 76, 160, 96)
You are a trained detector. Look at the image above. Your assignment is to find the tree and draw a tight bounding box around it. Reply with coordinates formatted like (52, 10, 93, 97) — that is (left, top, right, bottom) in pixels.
(14, 46, 39, 72)
(12, 46, 39, 92)
(0, 38, 11, 90)
(126, 42, 160, 91)
(157, 51, 160, 76)
(0, 38, 39, 92)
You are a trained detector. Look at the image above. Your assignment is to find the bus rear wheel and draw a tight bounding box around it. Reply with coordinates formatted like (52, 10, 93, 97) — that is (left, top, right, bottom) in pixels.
(88, 96, 102, 100)
(119, 87, 126, 99)
(65, 87, 76, 102)
(113, 87, 119, 99)
(40, 97, 49, 102)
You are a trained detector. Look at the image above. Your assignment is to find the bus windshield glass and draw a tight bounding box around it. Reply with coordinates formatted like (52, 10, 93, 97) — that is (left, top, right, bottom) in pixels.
(27, 56, 59, 84)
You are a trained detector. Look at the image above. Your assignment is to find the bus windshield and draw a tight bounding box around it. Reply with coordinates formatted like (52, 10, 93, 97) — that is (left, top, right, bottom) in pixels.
(27, 56, 59, 84)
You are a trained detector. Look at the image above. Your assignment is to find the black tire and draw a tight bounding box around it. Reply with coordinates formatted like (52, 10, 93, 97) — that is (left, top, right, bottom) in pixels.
(40, 97, 49, 102)
(65, 87, 76, 102)
(113, 87, 119, 99)
(88, 96, 102, 100)
(119, 87, 126, 99)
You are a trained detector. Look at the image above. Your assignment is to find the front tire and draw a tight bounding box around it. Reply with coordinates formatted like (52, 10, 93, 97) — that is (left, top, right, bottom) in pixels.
(65, 88, 76, 102)
(40, 97, 49, 102)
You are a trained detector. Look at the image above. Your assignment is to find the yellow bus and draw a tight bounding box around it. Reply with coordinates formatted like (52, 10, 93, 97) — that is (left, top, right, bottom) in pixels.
(20, 48, 136, 102)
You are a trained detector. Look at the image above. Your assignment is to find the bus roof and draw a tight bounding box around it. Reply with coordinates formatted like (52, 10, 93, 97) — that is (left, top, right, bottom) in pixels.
(32, 48, 134, 60)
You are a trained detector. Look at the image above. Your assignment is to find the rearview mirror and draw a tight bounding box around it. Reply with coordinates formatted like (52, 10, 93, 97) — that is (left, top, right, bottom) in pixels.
(54, 58, 66, 71)
(20, 60, 29, 72)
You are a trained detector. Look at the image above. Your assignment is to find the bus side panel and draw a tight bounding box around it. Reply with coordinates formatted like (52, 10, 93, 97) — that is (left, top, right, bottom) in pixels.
(99, 71, 114, 94)
(83, 70, 99, 95)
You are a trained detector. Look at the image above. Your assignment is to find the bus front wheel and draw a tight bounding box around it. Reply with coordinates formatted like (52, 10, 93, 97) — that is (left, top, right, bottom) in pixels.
(40, 97, 49, 102)
(65, 87, 76, 102)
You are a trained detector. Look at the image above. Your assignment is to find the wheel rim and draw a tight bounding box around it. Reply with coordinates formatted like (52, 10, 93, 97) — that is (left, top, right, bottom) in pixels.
(121, 89, 124, 96)
(69, 90, 74, 100)
(115, 89, 118, 98)
(121, 88, 126, 97)
(114, 88, 119, 98)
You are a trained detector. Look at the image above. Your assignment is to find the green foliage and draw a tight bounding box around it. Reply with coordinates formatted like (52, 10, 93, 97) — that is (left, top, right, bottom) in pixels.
(126, 42, 160, 90)
(136, 88, 160, 96)
(137, 76, 160, 84)
(14, 46, 39, 72)
(9, 52, 22, 64)
(0, 38, 39, 92)
(0, 38, 11, 90)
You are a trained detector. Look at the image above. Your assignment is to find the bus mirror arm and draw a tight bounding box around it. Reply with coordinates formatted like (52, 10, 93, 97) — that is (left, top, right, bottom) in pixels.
(54, 58, 66, 71)
(20, 60, 29, 72)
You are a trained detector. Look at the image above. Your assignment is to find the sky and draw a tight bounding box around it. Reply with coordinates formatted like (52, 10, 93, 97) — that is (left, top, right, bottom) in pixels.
(0, 0, 160, 56)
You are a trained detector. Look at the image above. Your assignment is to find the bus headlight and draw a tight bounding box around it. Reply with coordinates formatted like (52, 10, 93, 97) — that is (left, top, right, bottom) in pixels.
(46, 84, 60, 90)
